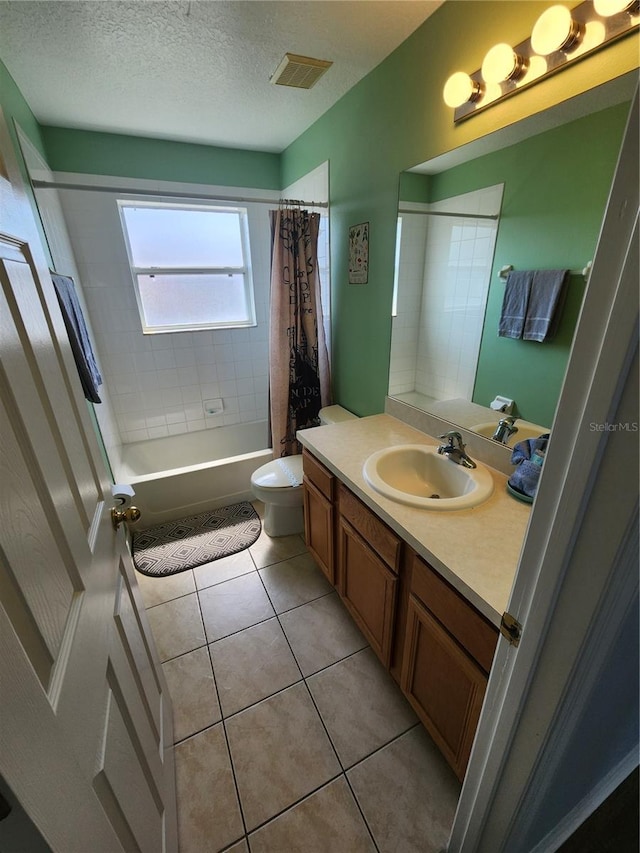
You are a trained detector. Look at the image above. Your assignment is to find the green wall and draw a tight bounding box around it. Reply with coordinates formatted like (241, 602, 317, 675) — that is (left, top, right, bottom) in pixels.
(426, 102, 629, 427)
(0, 60, 52, 243)
(281, 1, 638, 416)
(41, 126, 281, 190)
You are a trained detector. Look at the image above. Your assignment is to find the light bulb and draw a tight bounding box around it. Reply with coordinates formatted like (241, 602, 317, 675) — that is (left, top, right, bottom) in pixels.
(594, 0, 639, 16)
(442, 72, 482, 108)
(481, 43, 527, 84)
(531, 5, 583, 55)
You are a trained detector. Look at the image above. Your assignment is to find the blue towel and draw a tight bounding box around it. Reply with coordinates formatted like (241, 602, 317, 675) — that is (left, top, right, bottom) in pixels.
(508, 434, 550, 499)
(523, 269, 569, 342)
(51, 273, 103, 404)
(498, 270, 533, 339)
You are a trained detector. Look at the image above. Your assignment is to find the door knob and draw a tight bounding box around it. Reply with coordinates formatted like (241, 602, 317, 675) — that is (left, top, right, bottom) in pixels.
(111, 506, 141, 530)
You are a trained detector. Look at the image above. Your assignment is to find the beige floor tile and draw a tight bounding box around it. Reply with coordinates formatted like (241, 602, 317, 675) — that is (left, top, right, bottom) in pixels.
(347, 726, 461, 853)
(258, 552, 333, 613)
(193, 550, 256, 590)
(248, 777, 375, 853)
(223, 840, 249, 853)
(307, 647, 417, 768)
(226, 682, 341, 831)
(199, 572, 275, 642)
(279, 592, 368, 676)
(162, 646, 221, 742)
(209, 617, 301, 717)
(135, 567, 195, 609)
(249, 529, 307, 569)
(146, 592, 206, 662)
(175, 723, 244, 853)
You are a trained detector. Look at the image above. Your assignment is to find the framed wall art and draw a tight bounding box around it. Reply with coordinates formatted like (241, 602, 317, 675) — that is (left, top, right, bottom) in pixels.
(348, 221, 369, 284)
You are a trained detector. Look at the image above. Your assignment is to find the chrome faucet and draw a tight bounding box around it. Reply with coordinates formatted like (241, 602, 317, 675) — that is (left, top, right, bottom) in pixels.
(492, 416, 519, 444)
(437, 431, 477, 469)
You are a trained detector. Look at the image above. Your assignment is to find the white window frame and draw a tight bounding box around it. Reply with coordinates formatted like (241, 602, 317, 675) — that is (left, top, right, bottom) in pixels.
(117, 199, 257, 334)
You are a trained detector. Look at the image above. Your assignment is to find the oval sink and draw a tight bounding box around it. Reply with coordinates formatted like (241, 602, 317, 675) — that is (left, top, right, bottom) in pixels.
(472, 420, 548, 447)
(362, 444, 493, 511)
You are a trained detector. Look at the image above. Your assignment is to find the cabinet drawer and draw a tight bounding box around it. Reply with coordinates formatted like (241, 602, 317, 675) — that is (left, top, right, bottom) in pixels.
(302, 449, 334, 500)
(411, 555, 497, 673)
(338, 484, 401, 573)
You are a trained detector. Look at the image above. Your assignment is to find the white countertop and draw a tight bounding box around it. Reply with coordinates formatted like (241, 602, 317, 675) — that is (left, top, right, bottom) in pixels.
(298, 414, 532, 626)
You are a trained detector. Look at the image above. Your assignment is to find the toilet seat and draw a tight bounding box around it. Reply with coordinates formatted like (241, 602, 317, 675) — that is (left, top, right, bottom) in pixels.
(251, 455, 303, 490)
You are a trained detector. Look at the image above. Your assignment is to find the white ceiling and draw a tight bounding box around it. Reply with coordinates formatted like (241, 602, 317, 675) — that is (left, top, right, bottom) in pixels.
(0, 0, 443, 152)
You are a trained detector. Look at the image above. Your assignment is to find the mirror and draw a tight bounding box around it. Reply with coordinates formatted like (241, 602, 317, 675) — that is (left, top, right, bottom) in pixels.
(389, 75, 636, 446)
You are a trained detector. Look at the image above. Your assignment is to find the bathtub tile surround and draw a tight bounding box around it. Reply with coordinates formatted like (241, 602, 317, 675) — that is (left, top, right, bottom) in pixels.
(390, 185, 502, 403)
(138, 504, 460, 852)
(57, 176, 273, 444)
(54, 169, 330, 450)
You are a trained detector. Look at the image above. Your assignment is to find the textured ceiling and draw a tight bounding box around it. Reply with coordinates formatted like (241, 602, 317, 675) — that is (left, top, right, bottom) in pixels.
(0, 0, 443, 152)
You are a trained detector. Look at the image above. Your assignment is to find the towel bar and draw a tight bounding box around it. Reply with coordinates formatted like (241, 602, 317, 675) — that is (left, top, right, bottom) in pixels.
(498, 261, 592, 281)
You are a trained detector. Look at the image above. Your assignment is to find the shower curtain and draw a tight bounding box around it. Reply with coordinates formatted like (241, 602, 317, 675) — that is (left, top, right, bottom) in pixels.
(269, 207, 331, 457)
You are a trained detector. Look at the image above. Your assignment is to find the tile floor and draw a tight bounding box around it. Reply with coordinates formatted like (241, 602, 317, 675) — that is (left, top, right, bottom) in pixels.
(136, 503, 461, 853)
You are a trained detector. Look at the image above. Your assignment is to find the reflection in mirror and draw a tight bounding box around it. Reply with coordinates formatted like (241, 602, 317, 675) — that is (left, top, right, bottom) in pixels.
(390, 184, 502, 412)
(389, 87, 633, 447)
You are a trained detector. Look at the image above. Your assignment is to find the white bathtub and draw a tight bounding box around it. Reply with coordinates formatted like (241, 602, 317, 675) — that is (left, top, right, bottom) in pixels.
(115, 421, 272, 528)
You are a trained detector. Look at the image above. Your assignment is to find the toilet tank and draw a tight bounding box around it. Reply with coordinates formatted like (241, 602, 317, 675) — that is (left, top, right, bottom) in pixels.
(318, 405, 358, 425)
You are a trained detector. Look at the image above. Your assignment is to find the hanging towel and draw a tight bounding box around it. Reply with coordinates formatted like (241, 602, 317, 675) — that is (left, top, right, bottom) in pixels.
(498, 270, 534, 339)
(523, 269, 569, 342)
(51, 273, 103, 403)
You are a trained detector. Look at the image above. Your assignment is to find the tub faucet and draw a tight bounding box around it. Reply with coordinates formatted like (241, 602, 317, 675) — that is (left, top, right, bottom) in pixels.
(492, 416, 518, 444)
(437, 431, 477, 469)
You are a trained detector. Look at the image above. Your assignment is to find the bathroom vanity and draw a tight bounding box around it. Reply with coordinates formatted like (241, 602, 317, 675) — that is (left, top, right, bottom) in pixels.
(298, 414, 531, 780)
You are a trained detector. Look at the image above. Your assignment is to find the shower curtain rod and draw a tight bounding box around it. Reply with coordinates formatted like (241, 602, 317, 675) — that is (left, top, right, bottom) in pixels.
(31, 179, 328, 208)
(398, 207, 498, 221)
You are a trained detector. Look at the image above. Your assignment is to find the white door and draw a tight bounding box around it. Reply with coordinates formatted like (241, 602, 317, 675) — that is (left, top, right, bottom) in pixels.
(0, 110, 178, 851)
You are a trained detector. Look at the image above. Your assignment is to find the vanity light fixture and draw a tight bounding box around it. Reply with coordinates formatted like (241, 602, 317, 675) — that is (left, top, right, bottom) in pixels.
(443, 0, 639, 122)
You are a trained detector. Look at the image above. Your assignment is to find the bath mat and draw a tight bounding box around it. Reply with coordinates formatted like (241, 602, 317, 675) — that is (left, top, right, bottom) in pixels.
(132, 502, 261, 577)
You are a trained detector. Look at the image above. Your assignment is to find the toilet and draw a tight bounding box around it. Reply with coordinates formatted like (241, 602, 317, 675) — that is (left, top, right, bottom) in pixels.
(251, 405, 357, 537)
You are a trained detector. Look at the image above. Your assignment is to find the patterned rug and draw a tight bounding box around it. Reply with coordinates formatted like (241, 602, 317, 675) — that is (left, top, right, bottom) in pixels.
(132, 501, 261, 577)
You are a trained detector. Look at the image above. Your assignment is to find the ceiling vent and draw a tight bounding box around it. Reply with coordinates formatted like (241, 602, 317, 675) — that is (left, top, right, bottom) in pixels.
(270, 53, 333, 89)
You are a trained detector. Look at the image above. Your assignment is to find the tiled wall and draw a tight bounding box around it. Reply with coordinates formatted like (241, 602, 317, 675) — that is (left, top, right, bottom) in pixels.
(389, 185, 502, 403)
(56, 170, 328, 445)
(388, 212, 427, 395)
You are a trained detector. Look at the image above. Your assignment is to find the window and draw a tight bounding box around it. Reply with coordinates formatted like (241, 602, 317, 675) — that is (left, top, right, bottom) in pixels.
(118, 200, 256, 333)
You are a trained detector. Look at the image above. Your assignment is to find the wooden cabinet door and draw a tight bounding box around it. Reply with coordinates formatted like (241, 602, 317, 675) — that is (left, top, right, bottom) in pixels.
(303, 477, 334, 583)
(338, 518, 397, 666)
(401, 594, 487, 781)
